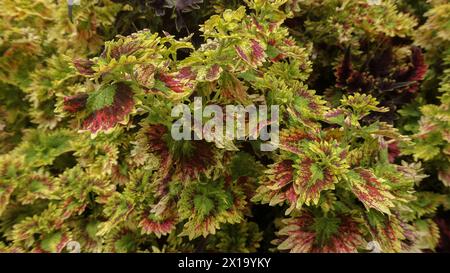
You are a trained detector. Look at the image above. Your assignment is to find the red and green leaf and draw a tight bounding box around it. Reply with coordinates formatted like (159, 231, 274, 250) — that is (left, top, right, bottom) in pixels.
(347, 168, 396, 214)
(293, 157, 336, 208)
(235, 39, 267, 68)
(82, 83, 135, 133)
(275, 213, 364, 253)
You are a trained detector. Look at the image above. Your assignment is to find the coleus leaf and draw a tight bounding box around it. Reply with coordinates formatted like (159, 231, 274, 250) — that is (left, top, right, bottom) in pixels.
(16, 169, 59, 205)
(123, 169, 178, 238)
(0, 154, 24, 216)
(0, 180, 15, 217)
(293, 141, 349, 209)
(373, 163, 419, 204)
(333, 44, 428, 123)
(323, 109, 347, 126)
(219, 71, 249, 104)
(169, 140, 220, 180)
(12, 129, 75, 167)
(151, 68, 196, 97)
(334, 48, 373, 93)
(40, 232, 70, 253)
(102, 39, 143, 61)
(414, 219, 440, 251)
(293, 157, 336, 209)
(205, 64, 223, 82)
(86, 84, 117, 112)
(142, 0, 203, 18)
(406, 192, 444, 219)
(104, 229, 140, 253)
(201, 6, 247, 37)
(387, 141, 401, 163)
(368, 46, 393, 78)
(365, 211, 409, 253)
(68, 221, 102, 253)
(205, 222, 263, 253)
(394, 47, 428, 93)
(55, 166, 112, 222)
(73, 58, 95, 76)
(136, 124, 219, 183)
(82, 83, 135, 133)
(253, 159, 296, 208)
(235, 39, 267, 68)
(135, 64, 156, 89)
(288, 88, 328, 123)
(229, 152, 263, 180)
(278, 127, 320, 154)
(178, 177, 246, 240)
(340, 93, 389, 121)
(346, 168, 396, 215)
(254, 140, 348, 214)
(274, 212, 364, 253)
(97, 193, 135, 236)
(63, 93, 88, 113)
(139, 210, 177, 238)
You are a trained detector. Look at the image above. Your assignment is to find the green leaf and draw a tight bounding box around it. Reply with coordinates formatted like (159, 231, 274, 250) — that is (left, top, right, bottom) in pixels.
(87, 84, 117, 112)
(311, 216, 341, 247)
(41, 232, 65, 253)
(194, 194, 215, 218)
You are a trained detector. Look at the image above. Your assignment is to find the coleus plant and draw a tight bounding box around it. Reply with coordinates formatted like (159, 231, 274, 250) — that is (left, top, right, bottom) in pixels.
(0, 0, 447, 253)
(400, 1, 450, 250)
(331, 43, 428, 123)
(111, 0, 205, 33)
(0, 0, 121, 154)
(284, 0, 427, 122)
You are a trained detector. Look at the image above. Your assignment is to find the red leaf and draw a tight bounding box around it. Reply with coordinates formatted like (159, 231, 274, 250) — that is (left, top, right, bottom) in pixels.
(63, 93, 88, 113)
(294, 157, 335, 207)
(348, 168, 395, 214)
(276, 213, 364, 253)
(73, 58, 95, 76)
(82, 83, 134, 133)
(395, 47, 428, 93)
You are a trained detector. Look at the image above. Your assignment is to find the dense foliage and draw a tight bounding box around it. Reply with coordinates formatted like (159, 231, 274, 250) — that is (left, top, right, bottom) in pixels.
(0, 0, 449, 253)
